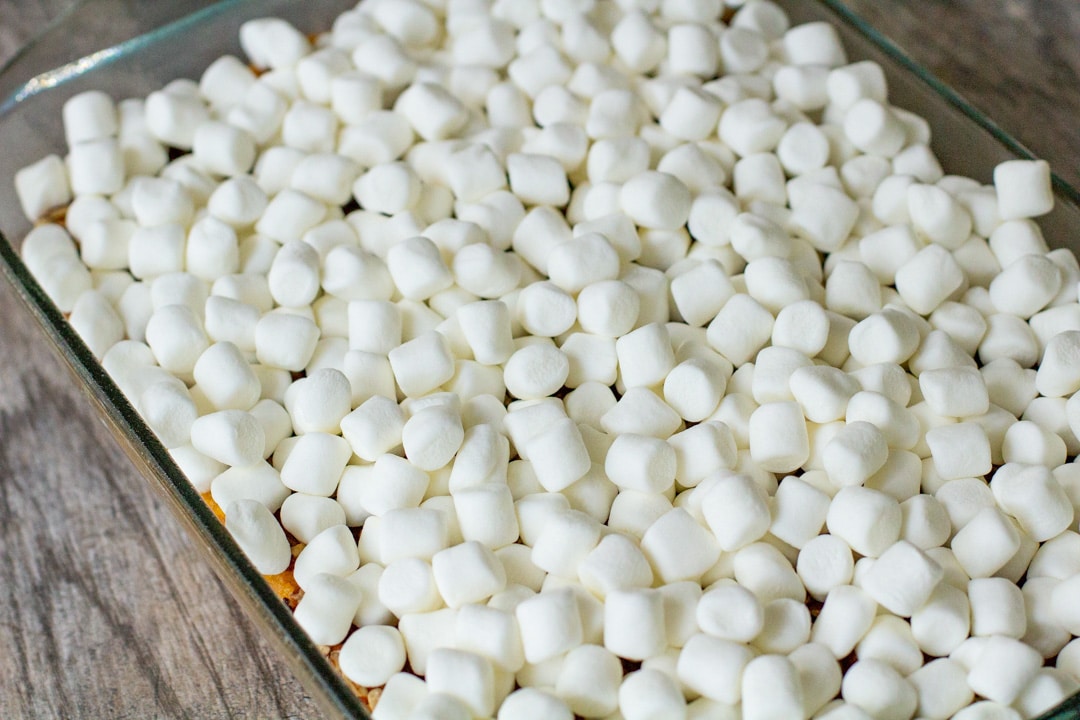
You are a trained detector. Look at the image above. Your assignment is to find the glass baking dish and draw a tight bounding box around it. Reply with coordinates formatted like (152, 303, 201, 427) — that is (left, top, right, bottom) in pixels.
(1, 1, 1078, 718)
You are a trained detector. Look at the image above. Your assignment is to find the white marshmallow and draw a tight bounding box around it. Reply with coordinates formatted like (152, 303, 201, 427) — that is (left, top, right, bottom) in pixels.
(991, 463, 1074, 541)
(840, 659, 917, 720)
(994, 159, 1053, 220)
(700, 473, 771, 551)
(14, 155, 72, 221)
(894, 243, 965, 315)
(771, 476, 831, 548)
(388, 331, 455, 397)
(826, 486, 902, 558)
(797, 534, 855, 601)
(604, 588, 667, 661)
(604, 434, 676, 495)
(641, 508, 721, 583)
(748, 401, 808, 474)
(224, 498, 291, 575)
(677, 634, 753, 705)
(293, 573, 362, 646)
(811, 584, 878, 658)
(515, 587, 584, 664)
(924, 422, 992, 480)
(967, 635, 1044, 705)
(517, 281, 577, 337)
(553, 644, 621, 717)
(292, 524, 360, 590)
(619, 171, 692, 231)
(211, 460, 289, 516)
(741, 655, 804, 720)
(790, 182, 860, 253)
(706, 294, 775, 366)
(988, 253, 1061, 318)
(861, 539, 944, 616)
(823, 421, 889, 488)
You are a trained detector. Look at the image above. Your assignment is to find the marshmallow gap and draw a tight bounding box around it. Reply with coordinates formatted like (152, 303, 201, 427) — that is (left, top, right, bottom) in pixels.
(15, 2, 1080, 718)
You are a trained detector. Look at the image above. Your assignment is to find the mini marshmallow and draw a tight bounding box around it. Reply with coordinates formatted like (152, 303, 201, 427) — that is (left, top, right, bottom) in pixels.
(707, 294, 775, 366)
(577, 280, 641, 338)
(14, 155, 71, 221)
(224, 498, 291, 575)
(604, 588, 667, 661)
(994, 159, 1053, 220)
(966, 634, 1045, 705)
(253, 311, 319, 373)
(748, 401, 808, 474)
(663, 358, 728, 423)
(211, 460, 289, 517)
(919, 366, 989, 418)
(430, 540, 507, 609)
(924, 422, 992, 480)
(790, 182, 860, 253)
(991, 463, 1074, 541)
(619, 171, 691, 231)
(840, 659, 917, 720)
(338, 112, 414, 168)
(676, 634, 753, 705)
(278, 433, 351, 497)
(340, 395, 405, 463)
(700, 473, 771, 551)
(337, 625, 407, 691)
(387, 331, 455, 397)
(506, 153, 570, 208)
(797, 534, 855, 601)
(453, 483, 518, 550)
(530, 507, 601, 579)
(604, 434, 676, 495)
(515, 587, 584, 664)
(907, 183, 972, 249)
(965, 577, 1028, 641)
(144, 89, 210, 149)
(894, 243, 965, 315)
(826, 486, 902, 558)
(696, 581, 764, 643)
(828, 251, 888, 317)
(988, 253, 1062, 318)
(719, 99, 787, 158)
(293, 573, 362, 646)
(255, 189, 326, 244)
(640, 508, 721, 583)
(860, 539, 944, 617)
(191, 121, 256, 178)
(238, 17, 309, 70)
(660, 87, 723, 142)
(524, 417, 592, 492)
(577, 533, 654, 600)
(823, 421, 889, 488)
(292, 524, 360, 590)
(741, 654, 804, 720)
(952, 507, 1021, 578)
(517, 281, 577, 337)
(278, 493, 345, 546)
(378, 557, 443, 616)
(732, 542, 806, 604)
(734, 152, 787, 206)
(503, 344, 569, 400)
(552, 644, 621, 717)
(771, 476, 831, 548)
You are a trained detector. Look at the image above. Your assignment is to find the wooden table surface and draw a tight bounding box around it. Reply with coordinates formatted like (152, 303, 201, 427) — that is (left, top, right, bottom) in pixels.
(1, 2, 1078, 718)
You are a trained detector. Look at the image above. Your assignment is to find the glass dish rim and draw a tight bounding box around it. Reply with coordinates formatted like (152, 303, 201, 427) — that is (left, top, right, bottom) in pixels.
(0, 1, 1078, 719)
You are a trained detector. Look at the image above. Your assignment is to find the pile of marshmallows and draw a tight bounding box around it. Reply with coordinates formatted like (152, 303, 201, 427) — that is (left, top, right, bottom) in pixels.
(15, 0, 1080, 718)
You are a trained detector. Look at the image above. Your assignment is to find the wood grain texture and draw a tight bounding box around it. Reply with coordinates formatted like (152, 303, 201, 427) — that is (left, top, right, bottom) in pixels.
(0, 2, 1078, 719)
